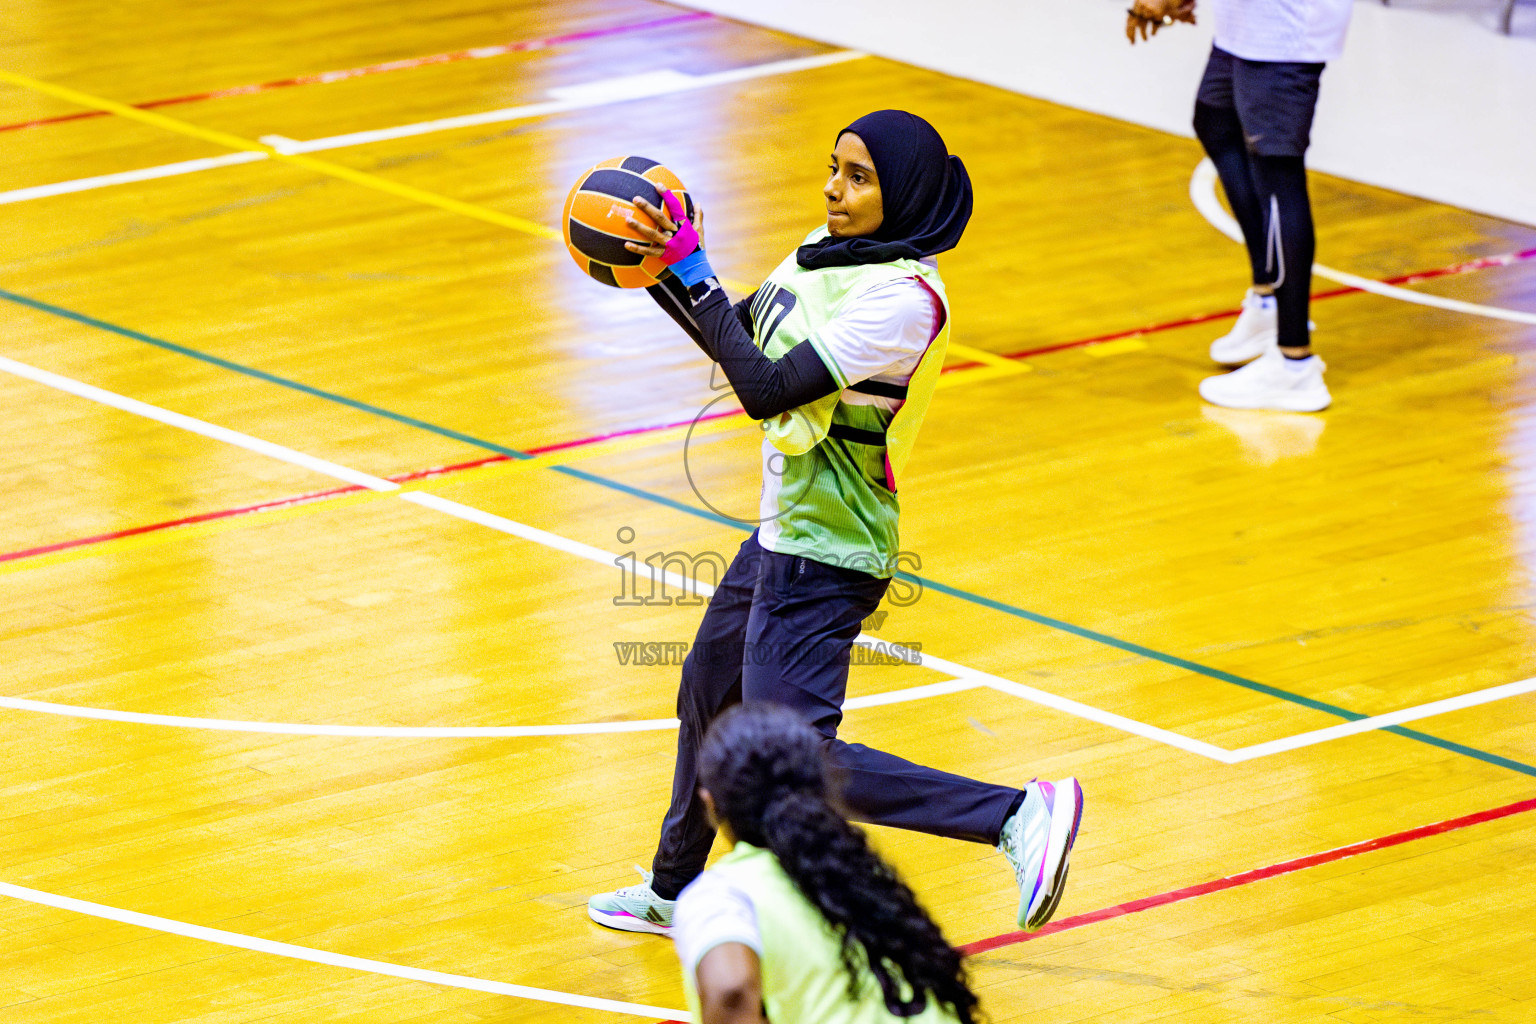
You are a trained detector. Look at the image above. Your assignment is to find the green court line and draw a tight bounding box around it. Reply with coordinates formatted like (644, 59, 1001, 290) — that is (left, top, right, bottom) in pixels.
(909, 576, 1536, 777)
(0, 288, 745, 529)
(4, 285, 1532, 778)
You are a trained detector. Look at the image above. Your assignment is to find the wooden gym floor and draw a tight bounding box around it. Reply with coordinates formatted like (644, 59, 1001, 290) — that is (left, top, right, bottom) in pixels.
(2, 1, 1535, 1021)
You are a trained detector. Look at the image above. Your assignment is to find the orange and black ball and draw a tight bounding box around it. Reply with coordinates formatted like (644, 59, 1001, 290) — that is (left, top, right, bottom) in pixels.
(562, 156, 694, 288)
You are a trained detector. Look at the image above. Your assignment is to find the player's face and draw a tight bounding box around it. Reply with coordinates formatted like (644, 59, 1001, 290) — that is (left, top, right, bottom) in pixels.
(825, 133, 883, 237)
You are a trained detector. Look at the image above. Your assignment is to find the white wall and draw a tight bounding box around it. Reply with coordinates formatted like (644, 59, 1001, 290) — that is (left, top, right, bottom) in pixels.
(676, 0, 1536, 227)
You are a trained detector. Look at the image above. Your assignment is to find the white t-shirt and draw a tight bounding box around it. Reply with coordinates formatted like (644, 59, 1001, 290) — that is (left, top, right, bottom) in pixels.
(1211, 0, 1355, 63)
(674, 871, 763, 975)
(810, 265, 939, 411)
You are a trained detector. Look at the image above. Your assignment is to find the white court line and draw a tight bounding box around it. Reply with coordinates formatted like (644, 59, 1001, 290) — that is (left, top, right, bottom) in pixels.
(7, 355, 1530, 764)
(0, 355, 398, 492)
(0, 678, 980, 737)
(403, 492, 653, 581)
(402, 494, 1231, 759)
(0, 881, 686, 1020)
(843, 676, 984, 709)
(1190, 159, 1536, 326)
(0, 354, 1213, 759)
(0, 695, 680, 737)
(0, 152, 266, 206)
(0, 51, 867, 206)
(545, 68, 706, 103)
(1224, 675, 1536, 762)
(917, 655, 1239, 763)
(248, 51, 865, 154)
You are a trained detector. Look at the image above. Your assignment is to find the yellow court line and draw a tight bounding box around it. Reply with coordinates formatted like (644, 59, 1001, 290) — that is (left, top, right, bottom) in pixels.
(0, 68, 559, 240)
(2, 68, 1048, 408)
(935, 363, 1027, 389)
(2, 70, 1040, 397)
(947, 341, 1031, 374)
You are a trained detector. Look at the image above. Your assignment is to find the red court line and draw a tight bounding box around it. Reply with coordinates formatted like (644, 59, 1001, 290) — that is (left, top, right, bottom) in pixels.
(5, 245, 1529, 568)
(391, 453, 508, 482)
(526, 407, 747, 456)
(0, 452, 533, 565)
(960, 793, 1536, 956)
(650, 794, 1536, 1022)
(0, 425, 738, 566)
(0, 425, 734, 566)
(0, 11, 713, 134)
(952, 245, 1536, 368)
(0, 483, 367, 564)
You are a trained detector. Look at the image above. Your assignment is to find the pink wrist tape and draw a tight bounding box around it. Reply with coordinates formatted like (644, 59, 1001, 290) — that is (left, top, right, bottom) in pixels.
(658, 189, 700, 266)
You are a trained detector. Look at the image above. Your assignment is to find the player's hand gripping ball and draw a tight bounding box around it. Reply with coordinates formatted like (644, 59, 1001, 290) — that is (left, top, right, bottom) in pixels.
(562, 156, 695, 288)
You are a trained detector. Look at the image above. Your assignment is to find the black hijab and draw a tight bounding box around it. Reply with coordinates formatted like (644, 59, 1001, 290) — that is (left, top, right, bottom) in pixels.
(797, 109, 973, 270)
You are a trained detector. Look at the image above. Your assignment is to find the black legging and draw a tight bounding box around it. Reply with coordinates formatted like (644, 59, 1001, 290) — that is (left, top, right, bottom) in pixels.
(649, 533, 1023, 900)
(1194, 101, 1315, 350)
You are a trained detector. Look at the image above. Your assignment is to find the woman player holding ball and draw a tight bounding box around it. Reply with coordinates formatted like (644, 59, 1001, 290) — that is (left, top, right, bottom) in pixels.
(587, 110, 1083, 943)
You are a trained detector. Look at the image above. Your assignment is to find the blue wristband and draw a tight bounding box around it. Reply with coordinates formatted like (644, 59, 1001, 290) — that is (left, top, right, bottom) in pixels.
(671, 248, 716, 287)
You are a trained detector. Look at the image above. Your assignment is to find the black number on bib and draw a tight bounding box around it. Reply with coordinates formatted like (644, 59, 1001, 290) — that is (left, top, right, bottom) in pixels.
(754, 284, 799, 349)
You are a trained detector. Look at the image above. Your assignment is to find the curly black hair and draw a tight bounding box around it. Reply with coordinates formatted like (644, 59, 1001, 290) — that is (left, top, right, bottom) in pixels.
(698, 703, 980, 1023)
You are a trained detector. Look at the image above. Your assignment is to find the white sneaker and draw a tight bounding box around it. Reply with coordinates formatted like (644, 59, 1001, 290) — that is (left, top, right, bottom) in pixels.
(587, 867, 675, 936)
(1210, 289, 1277, 365)
(998, 778, 1083, 931)
(1199, 347, 1330, 412)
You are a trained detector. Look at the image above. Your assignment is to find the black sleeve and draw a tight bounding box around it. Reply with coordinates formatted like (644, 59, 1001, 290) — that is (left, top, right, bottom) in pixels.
(689, 286, 840, 421)
(645, 275, 762, 360)
(645, 272, 710, 356)
(733, 289, 758, 336)
(646, 275, 838, 420)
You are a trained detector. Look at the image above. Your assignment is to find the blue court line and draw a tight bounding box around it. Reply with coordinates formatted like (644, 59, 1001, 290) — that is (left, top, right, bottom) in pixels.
(5, 286, 1532, 778)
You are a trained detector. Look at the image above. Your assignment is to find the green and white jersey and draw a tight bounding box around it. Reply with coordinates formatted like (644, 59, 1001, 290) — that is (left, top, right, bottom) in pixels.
(675, 842, 963, 1024)
(753, 227, 952, 578)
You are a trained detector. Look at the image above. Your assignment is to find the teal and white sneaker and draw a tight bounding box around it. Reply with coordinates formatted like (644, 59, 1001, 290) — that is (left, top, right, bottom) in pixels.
(587, 867, 675, 936)
(998, 778, 1083, 931)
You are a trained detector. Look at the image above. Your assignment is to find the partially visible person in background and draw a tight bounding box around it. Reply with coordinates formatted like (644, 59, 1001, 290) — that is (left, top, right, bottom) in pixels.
(674, 702, 978, 1024)
(1129, 0, 1355, 412)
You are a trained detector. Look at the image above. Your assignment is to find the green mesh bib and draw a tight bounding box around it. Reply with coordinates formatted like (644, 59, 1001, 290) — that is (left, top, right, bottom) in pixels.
(752, 227, 951, 576)
(680, 843, 962, 1024)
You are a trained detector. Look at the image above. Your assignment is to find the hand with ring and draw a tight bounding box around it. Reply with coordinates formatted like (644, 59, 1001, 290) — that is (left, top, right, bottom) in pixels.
(625, 189, 717, 287)
(623, 193, 705, 259)
(1126, 0, 1196, 44)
